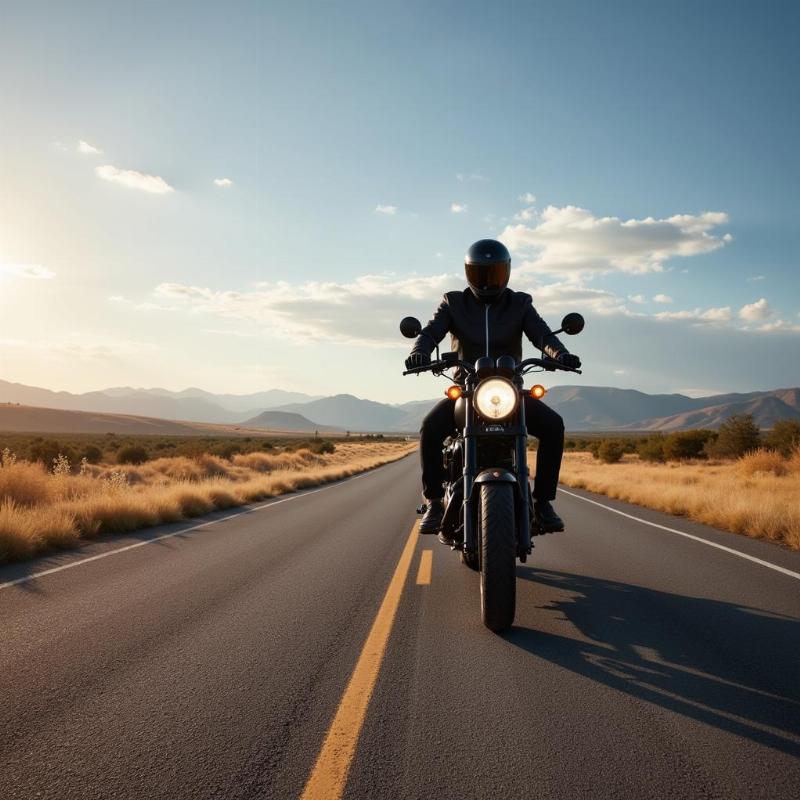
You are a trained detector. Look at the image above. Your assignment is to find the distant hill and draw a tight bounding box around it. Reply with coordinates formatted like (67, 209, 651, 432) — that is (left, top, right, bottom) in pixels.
(0, 380, 320, 424)
(275, 394, 412, 432)
(241, 410, 340, 433)
(0, 405, 284, 436)
(2, 379, 799, 433)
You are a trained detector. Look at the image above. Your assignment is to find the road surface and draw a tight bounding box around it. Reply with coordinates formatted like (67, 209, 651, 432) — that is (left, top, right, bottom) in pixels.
(2, 454, 799, 799)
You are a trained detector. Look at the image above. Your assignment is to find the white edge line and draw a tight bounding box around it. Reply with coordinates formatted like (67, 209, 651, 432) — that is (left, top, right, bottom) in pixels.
(558, 487, 800, 582)
(0, 460, 398, 591)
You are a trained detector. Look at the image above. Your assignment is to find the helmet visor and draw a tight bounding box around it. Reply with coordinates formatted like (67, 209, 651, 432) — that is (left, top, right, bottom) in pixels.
(465, 261, 510, 293)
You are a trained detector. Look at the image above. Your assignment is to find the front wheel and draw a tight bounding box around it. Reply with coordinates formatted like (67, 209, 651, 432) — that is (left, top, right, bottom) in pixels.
(479, 482, 516, 632)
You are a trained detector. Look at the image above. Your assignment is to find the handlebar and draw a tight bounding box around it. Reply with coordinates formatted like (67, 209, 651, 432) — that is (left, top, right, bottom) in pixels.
(403, 357, 582, 377)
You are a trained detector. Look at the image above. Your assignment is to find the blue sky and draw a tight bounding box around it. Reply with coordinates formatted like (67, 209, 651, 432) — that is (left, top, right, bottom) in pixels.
(0, 0, 798, 402)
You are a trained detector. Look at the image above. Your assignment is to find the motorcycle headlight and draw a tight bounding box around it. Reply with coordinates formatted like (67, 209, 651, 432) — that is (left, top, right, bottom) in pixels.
(474, 377, 518, 421)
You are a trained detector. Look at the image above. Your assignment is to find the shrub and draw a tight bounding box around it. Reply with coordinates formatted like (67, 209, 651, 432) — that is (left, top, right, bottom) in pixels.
(30, 439, 74, 466)
(598, 439, 625, 464)
(117, 445, 150, 465)
(705, 414, 760, 458)
(738, 448, 788, 477)
(214, 442, 242, 460)
(81, 444, 103, 464)
(764, 420, 800, 457)
(309, 439, 336, 455)
(663, 429, 714, 461)
(638, 435, 665, 462)
(0, 461, 52, 506)
(790, 444, 800, 475)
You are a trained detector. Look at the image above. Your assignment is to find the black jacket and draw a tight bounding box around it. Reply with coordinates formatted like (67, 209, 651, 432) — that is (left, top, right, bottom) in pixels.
(412, 288, 568, 378)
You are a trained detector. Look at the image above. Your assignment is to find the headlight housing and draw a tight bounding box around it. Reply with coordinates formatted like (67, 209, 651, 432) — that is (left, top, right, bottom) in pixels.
(474, 377, 519, 422)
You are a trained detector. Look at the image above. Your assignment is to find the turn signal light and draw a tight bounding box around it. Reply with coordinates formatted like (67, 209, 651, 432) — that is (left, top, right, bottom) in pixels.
(446, 385, 463, 400)
(530, 384, 546, 399)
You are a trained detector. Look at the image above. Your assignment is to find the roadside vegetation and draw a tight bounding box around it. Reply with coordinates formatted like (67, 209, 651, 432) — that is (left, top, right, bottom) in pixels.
(550, 416, 800, 550)
(0, 436, 414, 563)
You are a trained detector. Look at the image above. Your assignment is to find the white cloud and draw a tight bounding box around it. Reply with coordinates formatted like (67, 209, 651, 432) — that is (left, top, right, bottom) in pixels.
(213, 177, 233, 188)
(628, 294, 646, 304)
(739, 297, 771, 321)
(457, 172, 488, 183)
(499, 206, 730, 277)
(77, 140, 102, 154)
(0, 262, 55, 279)
(451, 202, 467, 214)
(513, 207, 536, 222)
(757, 319, 800, 333)
(95, 165, 174, 194)
(518, 192, 536, 204)
(151, 273, 457, 347)
(747, 274, 766, 282)
(613, 368, 628, 375)
(0, 336, 160, 360)
(654, 306, 732, 324)
(653, 294, 673, 304)
(374, 204, 397, 215)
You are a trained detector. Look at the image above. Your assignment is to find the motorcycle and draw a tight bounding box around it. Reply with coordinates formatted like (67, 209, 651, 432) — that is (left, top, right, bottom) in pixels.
(400, 312, 585, 632)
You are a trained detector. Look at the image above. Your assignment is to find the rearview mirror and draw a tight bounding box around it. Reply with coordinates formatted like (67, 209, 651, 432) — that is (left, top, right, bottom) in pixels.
(399, 316, 422, 339)
(560, 312, 585, 335)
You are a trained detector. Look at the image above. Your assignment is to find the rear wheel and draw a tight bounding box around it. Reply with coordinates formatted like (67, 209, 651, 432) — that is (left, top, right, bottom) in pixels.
(479, 483, 516, 632)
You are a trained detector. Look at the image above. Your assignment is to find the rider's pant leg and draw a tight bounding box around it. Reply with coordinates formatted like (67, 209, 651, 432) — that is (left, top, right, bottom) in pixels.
(420, 398, 456, 499)
(524, 396, 565, 501)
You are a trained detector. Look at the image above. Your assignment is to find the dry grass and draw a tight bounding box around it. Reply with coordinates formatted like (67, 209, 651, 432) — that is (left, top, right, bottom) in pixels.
(557, 451, 800, 550)
(737, 448, 789, 477)
(0, 441, 415, 563)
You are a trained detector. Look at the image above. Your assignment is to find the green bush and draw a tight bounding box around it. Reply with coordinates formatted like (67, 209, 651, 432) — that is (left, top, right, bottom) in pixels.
(598, 439, 625, 464)
(764, 420, 800, 457)
(117, 445, 150, 465)
(662, 429, 714, 461)
(309, 439, 336, 455)
(214, 442, 242, 460)
(637, 435, 666, 462)
(81, 444, 104, 464)
(705, 414, 760, 458)
(30, 439, 75, 466)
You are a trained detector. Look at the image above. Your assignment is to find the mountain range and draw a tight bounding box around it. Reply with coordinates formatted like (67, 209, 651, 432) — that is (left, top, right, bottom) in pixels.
(1, 379, 798, 433)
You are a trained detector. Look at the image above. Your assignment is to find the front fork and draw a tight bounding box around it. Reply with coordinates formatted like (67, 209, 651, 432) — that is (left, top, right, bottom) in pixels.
(462, 394, 532, 560)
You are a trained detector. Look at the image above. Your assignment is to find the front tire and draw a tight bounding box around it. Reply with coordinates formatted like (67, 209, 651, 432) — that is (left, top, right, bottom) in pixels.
(479, 482, 516, 632)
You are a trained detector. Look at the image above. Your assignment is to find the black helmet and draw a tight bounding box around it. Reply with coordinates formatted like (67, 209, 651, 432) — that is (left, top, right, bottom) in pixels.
(465, 239, 511, 301)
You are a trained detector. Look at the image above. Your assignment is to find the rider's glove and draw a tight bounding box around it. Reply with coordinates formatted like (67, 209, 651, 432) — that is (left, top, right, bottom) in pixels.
(405, 352, 431, 371)
(557, 352, 581, 370)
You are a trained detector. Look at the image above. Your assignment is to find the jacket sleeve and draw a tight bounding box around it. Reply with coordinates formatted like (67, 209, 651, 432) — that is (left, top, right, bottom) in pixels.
(522, 298, 567, 360)
(411, 296, 451, 356)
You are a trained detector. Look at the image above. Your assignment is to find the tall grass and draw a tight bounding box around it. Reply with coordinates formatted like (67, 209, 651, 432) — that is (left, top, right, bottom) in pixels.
(0, 442, 414, 563)
(558, 450, 800, 550)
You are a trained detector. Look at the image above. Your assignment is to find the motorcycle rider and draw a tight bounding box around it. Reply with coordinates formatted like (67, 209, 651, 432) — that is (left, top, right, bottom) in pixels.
(405, 239, 580, 538)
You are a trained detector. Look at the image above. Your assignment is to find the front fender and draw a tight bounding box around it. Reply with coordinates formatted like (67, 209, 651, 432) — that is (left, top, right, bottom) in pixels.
(470, 469, 521, 503)
(473, 468, 517, 486)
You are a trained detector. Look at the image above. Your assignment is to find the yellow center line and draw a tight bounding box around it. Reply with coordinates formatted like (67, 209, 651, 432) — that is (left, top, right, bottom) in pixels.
(415, 549, 433, 585)
(300, 521, 420, 800)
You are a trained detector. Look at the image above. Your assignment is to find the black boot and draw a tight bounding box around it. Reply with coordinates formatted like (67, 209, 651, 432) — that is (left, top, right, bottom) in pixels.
(419, 499, 444, 534)
(533, 500, 565, 533)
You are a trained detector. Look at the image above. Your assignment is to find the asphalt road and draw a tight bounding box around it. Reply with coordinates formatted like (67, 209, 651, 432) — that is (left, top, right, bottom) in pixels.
(2, 454, 799, 800)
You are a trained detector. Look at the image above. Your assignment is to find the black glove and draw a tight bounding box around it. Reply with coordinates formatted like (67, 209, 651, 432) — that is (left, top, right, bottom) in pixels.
(557, 352, 581, 370)
(405, 352, 431, 371)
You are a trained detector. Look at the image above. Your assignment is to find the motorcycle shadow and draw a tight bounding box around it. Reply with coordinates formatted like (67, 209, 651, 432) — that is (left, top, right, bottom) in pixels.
(504, 567, 800, 757)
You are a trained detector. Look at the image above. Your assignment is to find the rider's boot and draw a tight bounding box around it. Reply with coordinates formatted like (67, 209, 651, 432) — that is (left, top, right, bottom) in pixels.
(419, 499, 445, 534)
(533, 500, 565, 533)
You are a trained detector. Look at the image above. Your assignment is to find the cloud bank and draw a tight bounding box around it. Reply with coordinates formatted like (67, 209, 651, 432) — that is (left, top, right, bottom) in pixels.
(500, 206, 731, 277)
